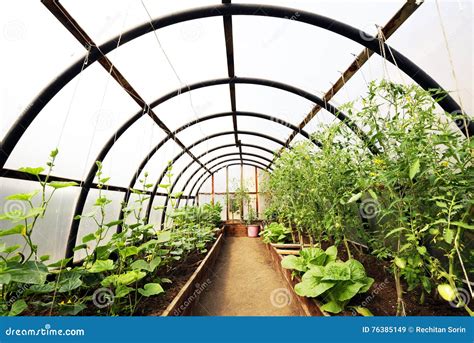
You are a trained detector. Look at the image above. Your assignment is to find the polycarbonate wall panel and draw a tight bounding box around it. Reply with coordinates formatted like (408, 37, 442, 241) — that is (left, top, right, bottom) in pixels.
(233, 15, 363, 96)
(235, 85, 314, 126)
(104, 17, 228, 104)
(154, 85, 231, 131)
(0, 1, 84, 140)
(100, 116, 166, 187)
(213, 168, 227, 193)
(74, 189, 124, 261)
(0, 178, 79, 263)
(5, 63, 139, 180)
(242, 165, 257, 191)
(200, 178, 212, 194)
(62, 0, 221, 45)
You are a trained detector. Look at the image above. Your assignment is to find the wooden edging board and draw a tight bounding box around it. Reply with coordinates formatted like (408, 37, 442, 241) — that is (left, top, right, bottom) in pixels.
(161, 230, 225, 316)
(265, 243, 330, 317)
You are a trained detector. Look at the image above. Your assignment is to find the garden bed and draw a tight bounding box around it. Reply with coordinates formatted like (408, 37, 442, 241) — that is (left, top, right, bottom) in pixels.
(265, 242, 468, 316)
(159, 231, 224, 316)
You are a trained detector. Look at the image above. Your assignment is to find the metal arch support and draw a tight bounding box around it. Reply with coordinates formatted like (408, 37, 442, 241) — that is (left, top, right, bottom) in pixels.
(115, 142, 274, 232)
(155, 153, 271, 228)
(126, 110, 317, 197)
(2, 3, 470, 172)
(189, 160, 273, 206)
(193, 162, 268, 206)
(159, 157, 271, 228)
(147, 130, 285, 213)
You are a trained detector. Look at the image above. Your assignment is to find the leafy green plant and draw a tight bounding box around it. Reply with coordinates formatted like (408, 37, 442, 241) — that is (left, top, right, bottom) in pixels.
(282, 246, 373, 314)
(260, 222, 292, 244)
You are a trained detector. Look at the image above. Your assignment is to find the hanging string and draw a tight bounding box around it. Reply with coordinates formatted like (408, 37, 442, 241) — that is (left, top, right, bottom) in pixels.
(435, 0, 466, 113)
(56, 47, 91, 148)
(140, 0, 209, 141)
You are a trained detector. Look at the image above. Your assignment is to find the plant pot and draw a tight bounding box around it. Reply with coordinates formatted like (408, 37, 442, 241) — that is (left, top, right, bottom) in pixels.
(247, 225, 260, 237)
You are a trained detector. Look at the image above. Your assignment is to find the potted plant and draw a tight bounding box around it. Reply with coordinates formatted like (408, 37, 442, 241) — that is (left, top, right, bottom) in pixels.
(246, 206, 259, 237)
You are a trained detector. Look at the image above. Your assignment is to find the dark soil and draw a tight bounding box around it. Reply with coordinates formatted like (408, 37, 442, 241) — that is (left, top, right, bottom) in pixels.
(317, 241, 468, 316)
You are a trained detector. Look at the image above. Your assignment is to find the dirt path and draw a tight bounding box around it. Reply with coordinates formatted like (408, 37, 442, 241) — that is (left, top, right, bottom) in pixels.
(192, 237, 301, 316)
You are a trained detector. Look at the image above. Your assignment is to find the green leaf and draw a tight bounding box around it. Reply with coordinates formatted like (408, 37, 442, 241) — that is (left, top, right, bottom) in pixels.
(443, 228, 455, 244)
(0, 272, 12, 285)
(345, 259, 366, 281)
(101, 270, 146, 287)
(6, 190, 39, 202)
(9, 299, 27, 316)
(28, 283, 55, 294)
(58, 273, 82, 292)
(114, 284, 133, 298)
(58, 303, 86, 316)
(0, 244, 21, 254)
(72, 244, 88, 252)
(409, 158, 420, 180)
(7, 261, 49, 284)
(149, 257, 162, 272)
(451, 221, 474, 230)
(130, 260, 149, 271)
(82, 233, 96, 243)
(89, 259, 114, 273)
(394, 257, 406, 269)
(47, 181, 78, 189)
(138, 283, 164, 297)
(156, 231, 171, 243)
(322, 262, 351, 281)
(281, 255, 306, 272)
(48, 258, 72, 268)
(347, 192, 362, 204)
(120, 246, 138, 259)
(331, 281, 364, 301)
(105, 220, 123, 227)
(367, 189, 378, 200)
(352, 306, 374, 316)
(417, 246, 427, 255)
(0, 225, 24, 237)
(320, 300, 343, 314)
(324, 246, 338, 263)
(40, 255, 50, 262)
(18, 167, 44, 176)
(385, 227, 406, 238)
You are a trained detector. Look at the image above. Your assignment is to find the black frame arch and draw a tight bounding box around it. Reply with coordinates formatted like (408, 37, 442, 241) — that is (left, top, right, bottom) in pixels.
(159, 157, 271, 228)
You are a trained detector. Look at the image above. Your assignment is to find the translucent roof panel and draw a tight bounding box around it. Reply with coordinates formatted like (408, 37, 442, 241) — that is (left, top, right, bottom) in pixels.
(233, 15, 364, 96)
(235, 85, 315, 126)
(238, 134, 282, 153)
(188, 135, 236, 157)
(0, 1, 84, 140)
(100, 116, 167, 187)
(237, 116, 294, 141)
(199, 146, 241, 165)
(153, 85, 231, 131)
(241, 146, 275, 160)
(62, 0, 221, 45)
(175, 117, 234, 146)
(132, 140, 181, 189)
(104, 17, 228, 104)
(5, 63, 139, 181)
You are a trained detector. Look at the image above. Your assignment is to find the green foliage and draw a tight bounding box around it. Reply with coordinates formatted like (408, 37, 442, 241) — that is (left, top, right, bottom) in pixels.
(260, 222, 292, 244)
(269, 80, 473, 315)
(282, 246, 373, 314)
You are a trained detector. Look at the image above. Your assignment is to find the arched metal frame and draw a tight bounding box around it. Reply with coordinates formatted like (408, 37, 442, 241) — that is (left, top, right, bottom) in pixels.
(116, 131, 286, 233)
(192, 163, 268, 208)
(190, 161, 272, 207)
(160, 157, 272, 228)
(0, 3, 470, 260)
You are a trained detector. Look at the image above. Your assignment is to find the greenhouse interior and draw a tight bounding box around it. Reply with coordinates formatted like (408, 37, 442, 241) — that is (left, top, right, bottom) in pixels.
(0, 0, 473, 321)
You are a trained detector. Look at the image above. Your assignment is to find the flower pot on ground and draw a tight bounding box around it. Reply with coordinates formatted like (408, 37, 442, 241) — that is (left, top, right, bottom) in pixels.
(246, 207, 259, 237)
